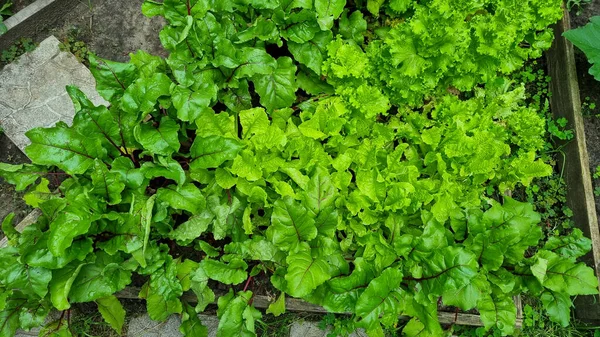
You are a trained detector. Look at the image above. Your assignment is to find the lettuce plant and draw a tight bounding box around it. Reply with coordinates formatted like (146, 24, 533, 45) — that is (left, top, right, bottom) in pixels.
(0, 1, 598, 337)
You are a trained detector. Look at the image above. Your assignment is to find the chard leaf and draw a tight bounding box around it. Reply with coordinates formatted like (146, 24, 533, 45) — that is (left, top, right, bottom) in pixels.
(564, 16, 600, 81)
(141, 257, 183, 321)
(216, 290, 261, 337)
(0, 163, 43, 191)
(201, 258, 248, 285)
(48, 205, 95, 257)
(157, 183, 206, 214)
(49, 262, 84, 310)
(254, 57, 298, 111)
(96, 295, 126, 335)
(314, 0, 346, 30)
(478, 291, 516, 336)
(267, 197, 317, 251)
(134, 117, 181, 156)
(91, 159, 126, 205)
(121, 73, 172, 115)
(25, 127, 107, 175)
(180, 302, 209, 337)
(285, 245, 331, 297)
(190, 136, 244, 169)
(69, 252, 132, 303)
(540, 290, 572, 327)
(266, 293, 286, 316)
(89, 54, 137, 101)
(172, 84, 217, 122)
(355, 267, 404, 327)
(170, 211, 214, 245)
(302, 166, 336, 215)
(531, 250, 599, 296)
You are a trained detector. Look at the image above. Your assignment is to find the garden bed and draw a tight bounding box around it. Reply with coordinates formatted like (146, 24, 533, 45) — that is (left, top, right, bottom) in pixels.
(0, 1, 597, 336)
(547, 2, 600, 323)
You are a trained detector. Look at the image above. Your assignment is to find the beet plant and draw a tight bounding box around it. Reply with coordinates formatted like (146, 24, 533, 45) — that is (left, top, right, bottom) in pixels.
(1, 0, 598, 336)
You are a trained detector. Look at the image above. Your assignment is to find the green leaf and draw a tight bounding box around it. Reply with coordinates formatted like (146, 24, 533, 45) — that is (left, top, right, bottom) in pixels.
(172, 84, 217, 122)
(266, 293, 286, 316)
(68, 86, 128, 157)
(564, 16, 600, 81)
(69, 252, 132, 303)
(121, 73, 172, 115)
(216, 290, 261, 337)
(140, 156, 186, 187)
(301, 166, 336, 215)
(267, 197, 317, 251)
(48, 205, 94, 257)
(237, 48, 277, 78)
(1, 213, 17, 241)
(366, 0, 385, 15)
(478, 292, 516, 335)
(142, 257, 183, 321)
(89, 54, 137, 101)
(134, 117, 181, 156)
(38, 319, 73, 336)
(24, 178, 54, 208)
(531, 250, 599, 295)
(541, 290, 572, 327)
(288, 31, 332, 75)
(170, 211, 214, 245)
(201, 258, 248, 285)
(96, 295, 126, 335)
(240, 108, 270, 139)
(25, 127, 107, 175)
(339, 11, 367, 43)
(0, 163, 42, 191)
(49, 262, 84, 310)
(157, 183, 206, 214)
(112, 157, 145, 188)
(314, 0, 346, 30)
(355, 267, 404, 323)
(254, 57, 298, 111)
(91, 159, 126, 205)
(285, 244, 331, 297)
(190, 136, 244, 169)
(180, 302, 209, 337)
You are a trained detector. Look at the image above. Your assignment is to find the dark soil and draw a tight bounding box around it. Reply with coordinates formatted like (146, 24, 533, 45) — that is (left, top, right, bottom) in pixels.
(10, 0, 36, 12)
(28, 0, 167, 62)
(570, 1, 600, 228)
(0, 132, 31, 230)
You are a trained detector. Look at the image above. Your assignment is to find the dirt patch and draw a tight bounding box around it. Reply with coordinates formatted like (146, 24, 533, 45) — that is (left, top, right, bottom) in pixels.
(570, 1, 600, 229)
(0, 132, 31, 230)
(10, 0, 36, 12)
(26, 0, 167, 62)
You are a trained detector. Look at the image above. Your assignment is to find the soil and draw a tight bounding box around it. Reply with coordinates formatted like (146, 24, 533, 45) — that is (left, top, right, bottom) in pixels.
(0, 132, 31, 232)
(10, 0, 36, 12)
(30, 0, 167, 62)
(570, 1, 600, 229)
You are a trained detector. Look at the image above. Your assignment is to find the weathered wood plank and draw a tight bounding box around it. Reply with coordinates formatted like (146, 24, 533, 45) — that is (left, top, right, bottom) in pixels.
(546, 6, 600, 323)
(116, 287, 522, 328)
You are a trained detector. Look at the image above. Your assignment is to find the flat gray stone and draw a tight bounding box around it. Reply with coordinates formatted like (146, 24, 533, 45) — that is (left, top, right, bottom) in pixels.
(0, 35, 107, 151)
(127, 314, 219, 337)
(289, 321, 368, 337)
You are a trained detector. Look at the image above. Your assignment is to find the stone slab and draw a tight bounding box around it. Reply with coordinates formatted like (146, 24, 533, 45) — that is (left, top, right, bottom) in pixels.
(127, 314, 219, 337)
(289, 321, 368, 337)
(0, 35, 107, 151)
